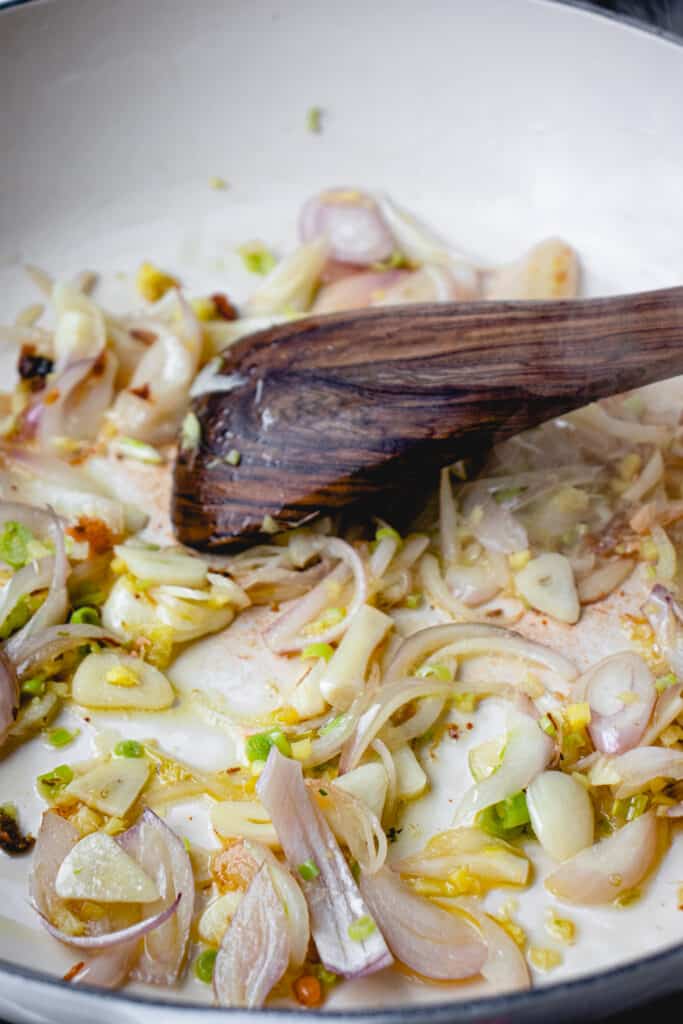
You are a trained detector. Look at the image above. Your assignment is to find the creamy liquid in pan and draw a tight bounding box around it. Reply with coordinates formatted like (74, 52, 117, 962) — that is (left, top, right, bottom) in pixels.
(0, 245, 682, 1010)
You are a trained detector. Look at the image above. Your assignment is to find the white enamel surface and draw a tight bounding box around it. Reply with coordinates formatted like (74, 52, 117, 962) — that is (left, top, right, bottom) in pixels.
(1, 0, 683, 1020)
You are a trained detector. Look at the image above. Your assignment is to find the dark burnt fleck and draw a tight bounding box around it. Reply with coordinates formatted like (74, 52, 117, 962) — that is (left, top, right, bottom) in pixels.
(211, 292, 238, 321)
(18, 350, 54, 382)
(0, 809, 34, 855)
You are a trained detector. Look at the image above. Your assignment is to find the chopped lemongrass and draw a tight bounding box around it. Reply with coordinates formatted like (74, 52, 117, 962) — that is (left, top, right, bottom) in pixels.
(114, 739, 145, 758)
(304, 606, 345, 635)
(46, 727, 79, 749)
(416, 662, 452, 682)
(181, 411, 201, 452)
(106, 664, 140, 688)
(298, 858, 320, 881)
(319, 714, 345, 736)
(306, 106, 323, 133)
(136, 262, 179, 302)
(347, 915, 376, 942)
(404, 592, 422, 609)
(238, 242, 277, 276)
(225, 448, 241, 466)
(291, 737, 312, 762)
(545, 909, 576, 944)
(565, 703, 591, 730)
(261, 514, 278, 534)
(69, 606, 100, 626)
(111, 436, 164, 464)
(195, 948, 218, 984)
(302, 642, 334, 661)
(529, 947, 562, 971)
(656, 672, 678, 692)
(209, 176, 229, 190)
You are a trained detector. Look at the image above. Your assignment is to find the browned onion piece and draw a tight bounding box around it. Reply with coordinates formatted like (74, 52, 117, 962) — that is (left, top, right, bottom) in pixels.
(213, 864, 290, 1008)
(359, 868, 486, 980)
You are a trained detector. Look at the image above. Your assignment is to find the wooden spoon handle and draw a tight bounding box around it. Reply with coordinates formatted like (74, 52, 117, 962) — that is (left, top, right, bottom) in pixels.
(173, 286, 683, 549)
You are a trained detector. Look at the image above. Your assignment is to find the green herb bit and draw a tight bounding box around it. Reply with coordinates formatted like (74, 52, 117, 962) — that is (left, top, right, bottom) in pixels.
(626, 793, 649, 821)
(319, 714, 345, 736)
(225, 449, 241, 467)
(194, 948, 218, 984)
(37, 764, 74, 800)
(312, 964, 338, 986)
(655, 672, 677, 692)
(20, 677, 46, 699)
(69, 606, 100, 627)
(306, 106, 323, 133)
(0, 521, 35, 569)
(180, 411, 201, 452)
(238, 242, 277, 276)
(374, 526, 402, 547)
(244, 729, 292, 763)
(318, 788, 328, 797)
(538, 714, 557, 736)
(302, 642, 334, 662)
(477, 791, 530, 838)
(0, 595, 39, 641)
(114, 739, 145, 758)
(416, 662, 452, 683)
(452, 691, 476, 712)
(298, 858, 320, 881)
(404, 592, 422, 610)
(183, 836, 191, 852)
(347, 915, 376, 942)
(46, 727, 79, 749)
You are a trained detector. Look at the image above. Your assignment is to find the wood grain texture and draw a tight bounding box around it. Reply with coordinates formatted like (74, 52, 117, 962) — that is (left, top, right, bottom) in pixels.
(172, 286, 683, 549)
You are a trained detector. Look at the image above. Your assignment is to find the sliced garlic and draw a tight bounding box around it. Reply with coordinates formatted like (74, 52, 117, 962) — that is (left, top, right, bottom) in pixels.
(66, 757, 149, 817)
(526, 771, 594, 861)
(114, 543, 208, 587)
(484, 238, 579, 301)
(468, 736, 506, 783)
(333, 762, 388, 819)
(211, 799, 279, 848)
(72, 651, 175, 711)
(55, 831, 159, 903)
(198, 891, 243, 945)
(514, 553, 579, 624)
(393, 745, 427, 800)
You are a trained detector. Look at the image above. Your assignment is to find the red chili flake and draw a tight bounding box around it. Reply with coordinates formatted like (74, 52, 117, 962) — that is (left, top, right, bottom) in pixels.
(465, 722, 474, 730)
(63, 962, 86, 983)
(211, 292, 238, 321)
(66, 515, 115, 555)
(130, 383, 151, 400)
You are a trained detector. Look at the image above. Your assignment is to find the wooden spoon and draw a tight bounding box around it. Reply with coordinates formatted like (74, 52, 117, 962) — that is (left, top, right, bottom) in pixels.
(173, 286, 683, 549)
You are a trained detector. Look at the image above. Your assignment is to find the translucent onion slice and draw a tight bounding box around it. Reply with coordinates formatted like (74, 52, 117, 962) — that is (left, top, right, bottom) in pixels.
(265, 537, 367, 653)
(610, 746, 683, 798)
(438, 896, 531, 992)
(118, 809, 193, 985)
(577, 558, 635, 605)
(0, 556, 54, 633)
(385, 623, 506, 682)
(359, 868, 486, 980)
(339, 679, 453, 773)
(30, 811, 79, 923)
(526, 771, 594, 861)
(257, 748, 393, 977)
(12, 623, 114, 681)
(454, 713, 553, 825)
(70, 944, 140, 990)
(310, 780, 387, 875)
(37, 895, 181, 950)
(545, 812, 658, 905)
(213, 865, 290, 1009)
(395, 828, 529, 888)
(641, 684, 683, 746)
(245, 841, 310, 969)
(461, 489, 528, 555)
(580, 653, 656, 755)
(436, 635, 577, 692)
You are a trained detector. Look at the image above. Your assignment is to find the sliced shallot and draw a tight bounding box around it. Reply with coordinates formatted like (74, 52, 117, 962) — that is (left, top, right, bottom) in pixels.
(438, 896, 531, 992)
(257, 748, 393, 977)
(300, 188, 395, 265)
(0, 650, 18, 747)
(118, 809, 193, 985)
(359, 867, 486, 980)
(545, 811, 658, 905)
(213, 864, 290, 1009)
(609, 745, 683, 798)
